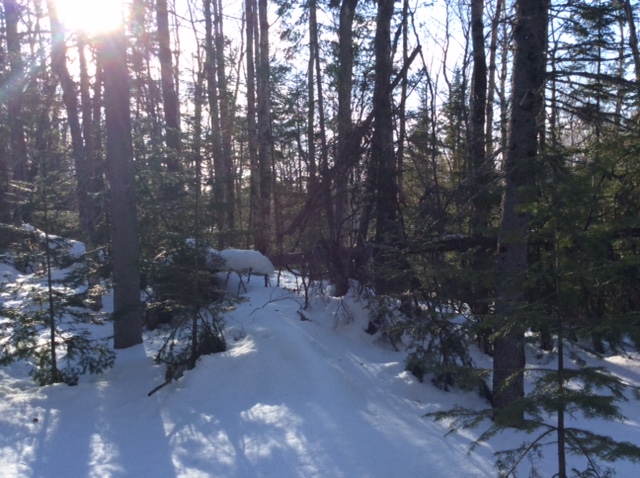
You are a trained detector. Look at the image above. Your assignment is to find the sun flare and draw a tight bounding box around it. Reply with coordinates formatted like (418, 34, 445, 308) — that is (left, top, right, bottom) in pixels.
(54, 0, 124, 34)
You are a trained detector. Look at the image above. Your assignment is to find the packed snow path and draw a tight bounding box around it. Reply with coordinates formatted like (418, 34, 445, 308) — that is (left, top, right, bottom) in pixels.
(0, 272, 496, 477)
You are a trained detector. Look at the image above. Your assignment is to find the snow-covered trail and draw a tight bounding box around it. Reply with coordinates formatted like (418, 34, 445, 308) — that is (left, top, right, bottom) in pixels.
(154, 282, 494, 478)
(0, 274, 497, 477)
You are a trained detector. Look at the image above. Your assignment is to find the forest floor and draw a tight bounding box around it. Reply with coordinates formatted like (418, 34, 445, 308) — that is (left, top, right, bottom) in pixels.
(1, 259, 639, 477)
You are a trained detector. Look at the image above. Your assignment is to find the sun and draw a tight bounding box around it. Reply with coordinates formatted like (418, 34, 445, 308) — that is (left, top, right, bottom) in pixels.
(54, 0, 124, 34)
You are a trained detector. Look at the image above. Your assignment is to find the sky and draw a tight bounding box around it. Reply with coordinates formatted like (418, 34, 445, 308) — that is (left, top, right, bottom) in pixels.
(1, 240, 639, 477)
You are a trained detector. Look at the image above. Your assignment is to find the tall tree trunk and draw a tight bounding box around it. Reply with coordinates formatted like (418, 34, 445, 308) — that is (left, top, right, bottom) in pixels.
(372, 0, 403, 294)
(332, 0, 358, 297)
(157, 0, 182, 172)
(307, 2, 318, 191)
(256, 0, 273, 254)
(91, 48, 104, 179)
(486, 0, 505, 158)
(468, 0, 489, 234)
(78, 34, 104, 236)
(213, 0, 236, 232)
(397, 0, 409, 203)
(47, 1, 99, 249)
(3, 0, 28, 204)
(492, 0, 549, 416)
(466, 0, 493, 327)
(0, 23, 10, 222)
(205, 0, 226, 244)
(498, 5, 509, 162)
(0, 130, 7, 222)
(307, 0, 333, 250)
(98, 28, 143, 349)
(313, 7, 331, 236)
(246, 0, 260, 249)
(622, 0, 640, 87)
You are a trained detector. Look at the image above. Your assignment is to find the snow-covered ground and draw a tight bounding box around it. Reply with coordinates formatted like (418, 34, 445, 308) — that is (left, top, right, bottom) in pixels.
(1, 260, 639, 477)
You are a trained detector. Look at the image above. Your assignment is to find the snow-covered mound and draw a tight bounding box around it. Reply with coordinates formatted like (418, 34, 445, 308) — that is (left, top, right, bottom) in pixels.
(23, 224, 86, 259)
(184, 240, 274, 276)
(219, 248, 274, 275)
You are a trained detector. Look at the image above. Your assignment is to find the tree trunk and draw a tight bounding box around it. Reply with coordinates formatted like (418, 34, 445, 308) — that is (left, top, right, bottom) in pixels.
(486, 0, 504, 158)
(397, 0, 409, 204)
(246, 0, 260, 249)
(313, 5, 332, 239)
(0, 25, 10, 222)
(622, 0, 640, 87)
(372, 0, 404, 294)
(468, 0, 489, 234)
(205, 0, 226, 244)
(47, 1, 100, 249)
(332, 0, 359, 297)
(98, 29, 143, 349)
(307, 2, 318, 191)
(213, 0, 235, 232)
(3, 0, 28, 204)
(466, 0, 493, 326)
(492, 0, 549, 415)
(78, 34, 105, 246)
(156, 0, 182, 172)
(256, 0, 273, 254)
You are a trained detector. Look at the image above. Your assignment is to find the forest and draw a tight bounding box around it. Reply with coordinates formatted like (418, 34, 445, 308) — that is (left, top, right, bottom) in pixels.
(1, 0, 640, 475)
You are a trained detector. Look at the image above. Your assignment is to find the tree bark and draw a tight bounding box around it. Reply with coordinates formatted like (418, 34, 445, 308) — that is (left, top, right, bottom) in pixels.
(256, 0, 273, 254)
(205, 0, 226, 243)
(156, 0, 182, 172)
(246, 0, 260, 249)
(3, 0, 28, 193)
(397, 0, 409, 203)
(492, 0, 549, 415)
(98, 28, 143, 349)
(372, 0, 404, 294)
(622, 0, 640, 86)
(307, 1, 318, 191)
(468, 0, 489, 234)
(0, 23, 10, 222)
(334, 0, 358, 246)
(486, 0, 504, 158)
(213, 0, 235, 232)
(47, 1, 101, 249)
(331, 0, 359, 297)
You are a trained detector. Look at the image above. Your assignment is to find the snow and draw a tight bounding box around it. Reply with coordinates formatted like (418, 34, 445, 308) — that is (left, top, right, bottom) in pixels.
(219, 249, 274, 276)
(1, 263, 639, 477)
(23, 224, 86, 259)
(184, 240, 275, 275)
